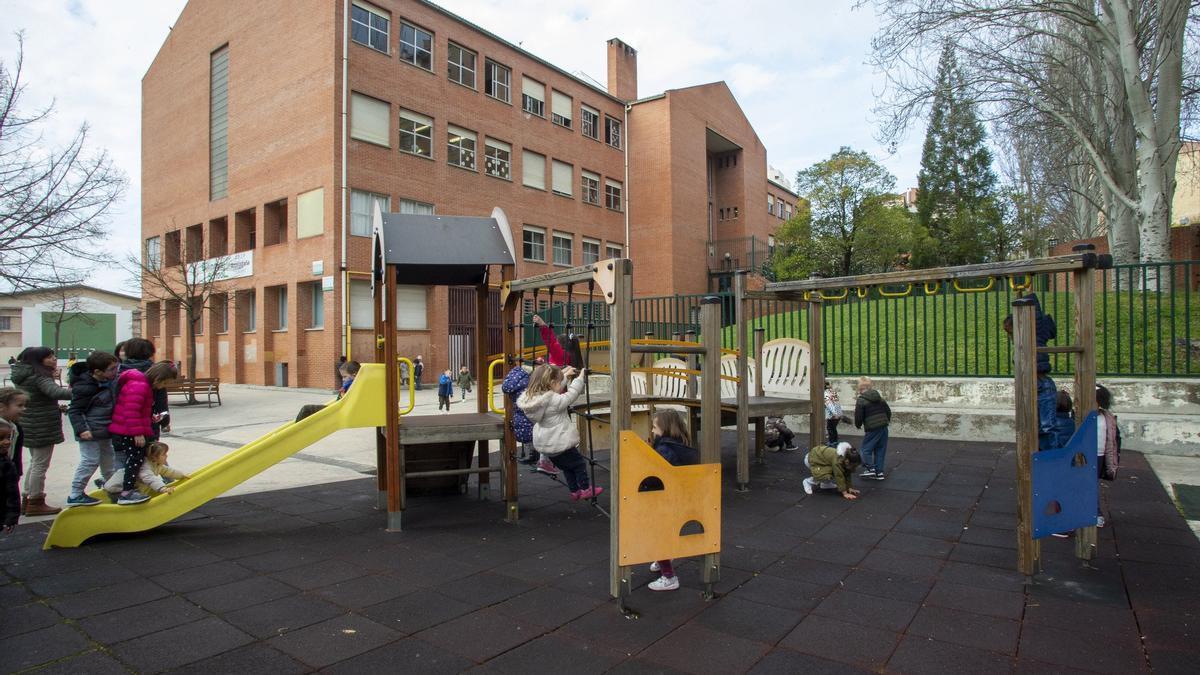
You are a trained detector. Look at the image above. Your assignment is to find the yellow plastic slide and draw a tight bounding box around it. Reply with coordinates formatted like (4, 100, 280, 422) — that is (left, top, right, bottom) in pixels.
(44, 364, 390, 549)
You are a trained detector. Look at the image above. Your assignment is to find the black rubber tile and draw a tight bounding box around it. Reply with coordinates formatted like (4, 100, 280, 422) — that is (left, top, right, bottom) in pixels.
(606, 657, 690, 674)
(311, 572, 416, 610)
(938, 560, 1027, 593)
(110, 616, 254, 672)
(877, 530, 956, 559)
(361, 588, 477, 634)
(0, 600, 62, 639)
(3, 547, 109, 581)
(48, 578, 170, 619)
(21, 648, 127, 675)
(433, 570, 534, 607)
(693, 596, 803, 644)
(959, 524, 1017, 550)
(268, 613, 400, 668)
(789, 539, 871, 566)
(733, 574, 833, 613)
(561, 603, 677, 656)
(486, 547, 590, 584)
(185, 575, 297, 613)
(77, 595, 208, 644)
(319, 636, 474, 674)
(638, 623, 771, 674)
(23, 563, 137, 598)
(223, 593, 347, 639)
(918, 491, 980, 510)
(887, 634, 1013, 672)
(0, 622, 90, 671)
(270, 557, 371, 591)
(949, 541, 1016, 569)
(831, 507, 905, 531)
(1018, 622, 1147, 674)
(1145, 648, 1200, 675)
(778, 614, 899, 670)
(235, 546, 336, 573)
(474, 632, 624, 674)
(1135, 608, 1200, 650)
(924, 580, 1025, 620)
(720, 545, 785, 573)
(490, 585, 604, 628)
(812, 589, 919, 633)
(907, 604, 1020, 655)
(150, 560, 255, 593)
(1023, 596, 1139, 636)
(893, 516, 966, 541)
(807, 521, 887, 547)
(1012, 657, 1102, 674)
(416, 606, 547, 663)
(749, 647, 874, 674)
(0, 581, 37, 608)
(168, 643, 309, 675)
(762, 555, 850, 586)
(546, 563, 613, 601)
(858, 547, 946, 578)
(968, 508, 1021, 530)
(840, 568, 935, 604)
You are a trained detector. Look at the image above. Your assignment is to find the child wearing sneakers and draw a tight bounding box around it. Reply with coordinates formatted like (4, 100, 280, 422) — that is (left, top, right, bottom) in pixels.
(104, 441, 189, 498)
(64, 351, 120, 507)
(853, 376, 891, 480)
(0, 424, 20, 532)
(517, 364, 602, 501)
(803, 442, 862, 500)
(646, 410, 700, 592)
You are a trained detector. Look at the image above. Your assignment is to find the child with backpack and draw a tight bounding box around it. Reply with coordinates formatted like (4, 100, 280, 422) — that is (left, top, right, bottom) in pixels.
(646, 410, 700, 592)
(517, 364, 601, 500)
(854, 376, 891, 480)
(64, 351, 120, 507)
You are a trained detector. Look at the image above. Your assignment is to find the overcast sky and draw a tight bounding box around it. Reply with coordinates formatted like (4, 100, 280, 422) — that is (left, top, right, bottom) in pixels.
(3, 0, 925, 293)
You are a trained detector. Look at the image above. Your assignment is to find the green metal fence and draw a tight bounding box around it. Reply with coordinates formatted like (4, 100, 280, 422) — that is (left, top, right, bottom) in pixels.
(523, 260, 1199, 377)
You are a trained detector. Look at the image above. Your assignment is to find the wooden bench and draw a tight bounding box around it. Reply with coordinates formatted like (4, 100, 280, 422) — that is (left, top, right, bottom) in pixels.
(164, 377, 222, 407)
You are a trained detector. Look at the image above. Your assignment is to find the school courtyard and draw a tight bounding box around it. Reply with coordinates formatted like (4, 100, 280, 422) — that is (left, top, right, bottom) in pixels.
(2, 383, 1199, 674)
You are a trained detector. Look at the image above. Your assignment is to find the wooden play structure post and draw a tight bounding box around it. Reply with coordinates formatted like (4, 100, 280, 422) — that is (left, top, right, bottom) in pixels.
(734, 271, 751, 490)
(500, 265, 519, 523)
(608, 259, 634, 601)
(806, 295, 825, 451)
(1012, 297, 1040, 575)
(1072, 243, 1099, 558)
(700, 296, 723, 591)
(753, 327, 765, 464)
(383, 264, 404, 531)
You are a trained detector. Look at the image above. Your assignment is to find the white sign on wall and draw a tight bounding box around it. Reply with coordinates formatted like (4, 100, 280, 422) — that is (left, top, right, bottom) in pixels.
(187, 251, 253, 283)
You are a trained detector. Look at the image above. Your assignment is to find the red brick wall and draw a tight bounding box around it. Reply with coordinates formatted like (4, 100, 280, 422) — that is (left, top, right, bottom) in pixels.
(1050, 226, 1200, 291)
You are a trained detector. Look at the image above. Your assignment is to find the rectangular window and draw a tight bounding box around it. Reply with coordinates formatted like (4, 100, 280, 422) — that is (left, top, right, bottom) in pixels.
(243, 289, 257, 332)
(485, 59, 511, 103)
(484, 138, 511, 180)
(768, 194, 774, 213)
(447, 42, 476, 88)
(210, 293, 228, 333)
(581, 170, 600, 205)
(350, 1, 389, 53)
(351, 92, 390, 146)
(606, 244, 622, 260)
(605, 115, 622, 149)
(522, 150, 545, 190)
(582, 238, 600, 265)
(551, 160, 573, 197)
(398, 109, 432, 156)
(552, 232, 572, 266)
(581, 104, 599, 140)
(551, 90, 572, 128)
(605, 179, 623, 211)
(276, 286, 288, 330)
(350, 279, 372, 328)
(399, 21, 433, 70)
(297, 187, 324, 239)
(350, 189, 389, 237)
(395, 286, 427, 330)
(192, 297, 204, 336)
(309, 283, 324, 328)
(0, 316, 13, 332)
(521, 76, 545, 117)
(523, 226, 546, 262)
(447, 125, 477, 170)
(398, 198, 434, 214)
(209, 46, 229, 200)
(145, 236, 161, 269)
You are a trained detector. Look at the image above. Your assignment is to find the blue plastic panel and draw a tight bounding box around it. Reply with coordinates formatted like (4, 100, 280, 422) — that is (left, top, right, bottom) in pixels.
(1032, 411, 1100, 539)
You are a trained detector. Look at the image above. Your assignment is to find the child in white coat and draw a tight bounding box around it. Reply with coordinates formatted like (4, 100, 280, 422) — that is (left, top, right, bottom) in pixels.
(517, 364, 603, 500)
(104, 441, 188, 499)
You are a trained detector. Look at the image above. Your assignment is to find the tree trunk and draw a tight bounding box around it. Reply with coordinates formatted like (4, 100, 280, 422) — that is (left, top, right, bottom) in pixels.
(186, 309, 199, 403)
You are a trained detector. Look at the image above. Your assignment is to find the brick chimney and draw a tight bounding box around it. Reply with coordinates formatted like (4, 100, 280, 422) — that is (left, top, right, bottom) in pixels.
(606, 38, 637, 101)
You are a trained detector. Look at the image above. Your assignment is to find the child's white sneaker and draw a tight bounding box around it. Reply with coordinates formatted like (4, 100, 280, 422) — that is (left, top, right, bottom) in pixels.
(803, 477, 815, 495)
(648, 575, 679, 591)
(649, 561, 661, 572)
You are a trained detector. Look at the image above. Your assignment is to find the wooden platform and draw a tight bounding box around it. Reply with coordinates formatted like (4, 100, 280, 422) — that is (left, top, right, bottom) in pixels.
(397, 412, 506, 443)
(574, 394, 811, 420)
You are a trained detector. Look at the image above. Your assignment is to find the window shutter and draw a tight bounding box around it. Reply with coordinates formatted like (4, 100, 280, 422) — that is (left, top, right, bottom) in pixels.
(551, 90, 571, 118)
(351, 93, 390, 145)
(297, 188, 324, 239)
(400, 109, 432, 128)
(552, 160, 572, 196)
(447, 124, 474, 142)
(350, 280, 373, 328)
(522, 150, 545, 189)
(522, 76, 544, 101)
(395, 285, 427, 329)
(485, 138, 510, 152)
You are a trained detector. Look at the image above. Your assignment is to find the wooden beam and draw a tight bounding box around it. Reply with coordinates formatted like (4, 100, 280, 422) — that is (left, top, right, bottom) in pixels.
(1072, 255, 1099, 559)
(506, 263, 598, 295)
(766, 254, 1107, 294)
(807, 297, 825, 451)
(475, 276, 491, 496)
(374, 275, 387, 510)
(630, 344, 707, 355)
(699, 295, 722, 593)
(734, 272, 750, 491)
(1038, 346, 1085, 354)
(1013, 297, 1040, 576)
(500, 265, 519, 522)
(609, 260, 633, 602)
(384, 265, 403, 531)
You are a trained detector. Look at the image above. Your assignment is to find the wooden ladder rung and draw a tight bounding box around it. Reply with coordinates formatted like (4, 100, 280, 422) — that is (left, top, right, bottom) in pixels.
(1037, 346, 1085, 354)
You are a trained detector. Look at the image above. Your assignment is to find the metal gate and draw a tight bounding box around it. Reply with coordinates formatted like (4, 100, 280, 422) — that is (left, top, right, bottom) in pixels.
(448, 287, 503, 374)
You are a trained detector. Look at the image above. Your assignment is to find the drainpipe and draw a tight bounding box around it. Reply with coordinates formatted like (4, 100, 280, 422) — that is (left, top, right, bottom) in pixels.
(623, 102, 631, 256)
(340, 0, 350, 359)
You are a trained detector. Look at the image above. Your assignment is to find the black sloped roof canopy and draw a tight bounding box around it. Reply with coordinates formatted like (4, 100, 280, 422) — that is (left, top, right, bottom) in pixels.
(372, 208, 516, 286)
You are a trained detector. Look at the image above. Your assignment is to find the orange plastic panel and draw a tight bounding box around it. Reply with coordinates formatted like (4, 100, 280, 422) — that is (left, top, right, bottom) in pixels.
(617, 431, 721, 566)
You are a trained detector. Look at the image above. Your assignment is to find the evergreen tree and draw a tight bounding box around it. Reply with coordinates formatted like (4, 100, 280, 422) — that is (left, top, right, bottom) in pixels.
(914, 44, 1002, 268)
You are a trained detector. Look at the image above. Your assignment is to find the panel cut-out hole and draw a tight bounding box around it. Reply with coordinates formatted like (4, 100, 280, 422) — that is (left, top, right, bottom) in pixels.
(1071, 452, 1088, 468)
(679, 520, 705, 536)
(638, 476, 665, 492)
(1044, 500, 1062, 516)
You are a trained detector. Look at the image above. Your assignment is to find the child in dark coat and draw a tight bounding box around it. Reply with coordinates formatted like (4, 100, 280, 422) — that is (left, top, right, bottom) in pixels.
(646, 410, 700, 592)
(1050, 390, 1076, 450)
(854, 376, 891, 480)
(0, 424, 20, 532)
(65, 352, 120, 507)
(437, 370, 454, 411)
(502, 359, 538, 464)
(803, 442, 862, 499)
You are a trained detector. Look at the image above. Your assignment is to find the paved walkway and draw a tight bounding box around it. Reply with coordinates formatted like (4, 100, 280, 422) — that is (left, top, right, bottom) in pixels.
(4, 416, 1198, 673)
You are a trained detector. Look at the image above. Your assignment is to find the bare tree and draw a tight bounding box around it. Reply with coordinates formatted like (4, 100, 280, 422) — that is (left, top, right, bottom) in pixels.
(128, 238, 230, 399)
(36, 266, 95, 356)
(0, 33, 126, 291)
(862, 0, 1197, 279)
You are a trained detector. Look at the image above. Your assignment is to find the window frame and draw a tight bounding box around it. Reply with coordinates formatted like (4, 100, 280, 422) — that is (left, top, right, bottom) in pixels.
(276, 286, 288, 331)
(581, 238, 601, 265)
(522, 226, 546, 262)
(447, 41, 477, 89)
(581, 105, 600, 140)
(399, 20, 433, 71)
(350, 189, 390, 237)
(581, 170, 600, 205)
(552, 231, 573, 267)
(551, 159, 573, 197)
(350, 92, 391, 147)
(398, 108, 433, 157)
(309, 283, 324, 329)
(606, 244, 622, 260)
(446, 125, 477, 171)
(484, 59, 511, 103)
(605, 115, 622, 149)
(521, 76, 545, 118)
(145, 236, 162, 269)
(484, 137, 511, 181)
(551, 90, 572, 129)
(522, 149, 546, 191)
(605, 179, 623, 212)
(350, 1, 390, 54)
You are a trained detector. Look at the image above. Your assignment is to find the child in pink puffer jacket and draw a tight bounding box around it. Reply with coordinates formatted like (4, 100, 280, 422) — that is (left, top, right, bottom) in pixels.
(109, 361, 177, 505)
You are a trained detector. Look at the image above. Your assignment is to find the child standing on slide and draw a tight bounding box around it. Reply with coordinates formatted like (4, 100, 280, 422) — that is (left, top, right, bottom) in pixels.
(518, 364, 602, 501)
(646, 410, 699, 592)
(110, 361, 178, 505)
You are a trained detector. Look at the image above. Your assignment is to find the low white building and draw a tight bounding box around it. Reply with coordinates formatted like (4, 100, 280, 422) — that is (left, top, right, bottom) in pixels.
(0, 285, 142, 362)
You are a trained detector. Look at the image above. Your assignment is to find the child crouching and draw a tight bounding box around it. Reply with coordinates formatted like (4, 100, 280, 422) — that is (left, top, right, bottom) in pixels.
(104, 441, 189, 500)
(803, 442, 862, 500)
(517, 364, 603, 501)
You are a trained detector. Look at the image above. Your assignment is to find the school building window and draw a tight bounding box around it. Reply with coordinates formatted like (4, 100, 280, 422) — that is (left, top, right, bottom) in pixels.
(523, 226, 546, 262)
(581, 104, 599, 140)
(605, 115, 622, 149)
(398, 198, 434, 215)
(275, 286, 288, 330)
(145, 236, 161, 269)
(447, 125, 477, 170)
(447, 42, 476, 88)
(581, 170, 600, 205)
(350, 279, 372, 328)
(350, 92, 390, 146)
(350, 189, 389, 237)
(209, 46, 229, 200)
(552, 232, 572, 266)
(582, 238, 600, 265)
(309, 283, 324, 328)
(522, 150, 545, 190)
(484, 138, 511, 180)
(212, 293, 229, 333)
(399, 109, 432, 156)
(551, 90, 572, 129)
(485, 59, 511, 103)
(350, 1, 389, 54)
(551, 160, 573, 197)
(767, 194, 774, 213)
(522, 76, 545, 117)
(240, 289, 256, 332)
(297, 187, 324, 239)
(606, 244, 622, 259)
(605, 179, 623, 211)
(399, 21, 433, 70)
